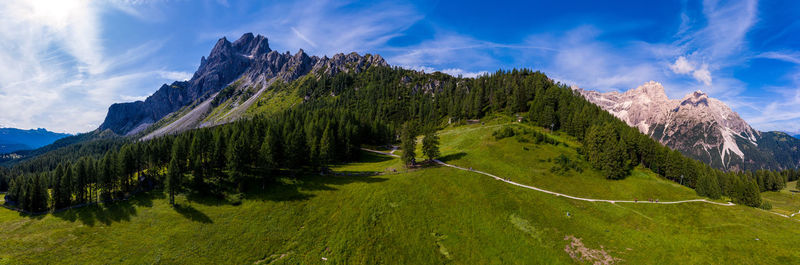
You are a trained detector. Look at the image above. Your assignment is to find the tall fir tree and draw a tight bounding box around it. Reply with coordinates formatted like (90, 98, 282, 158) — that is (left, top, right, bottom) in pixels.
(400, 122, 417, 167)
(166, 147, 183, 206)
(421, 131, 441, 161)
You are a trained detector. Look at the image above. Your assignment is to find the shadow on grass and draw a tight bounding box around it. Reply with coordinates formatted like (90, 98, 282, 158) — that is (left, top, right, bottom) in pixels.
(16, 212, 46, 221)
(247, 172, 388, 202)
(29, 168, 390, 225)
(354, 152, 394, 163)
(186, 192, 234, 206)
(438, 152, 467, 163)
(173, 203, 213, 223)
(52, 193, 157, 227)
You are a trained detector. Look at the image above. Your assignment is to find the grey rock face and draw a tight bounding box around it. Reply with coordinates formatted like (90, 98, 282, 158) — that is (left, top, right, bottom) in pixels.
(98, 33, 387, 135)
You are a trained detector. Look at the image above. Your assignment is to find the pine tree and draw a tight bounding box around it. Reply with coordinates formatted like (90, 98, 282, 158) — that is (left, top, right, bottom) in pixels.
(285, 126, 307, 169)
(100, 152, 115, 201)
(260, 127, 279, 170)
(744, 179, 762, 207)
(319, 124, 334, 166)
(400, 122, 417, 167)
(696, 172, 722, 199)
(61, 162, 73, 207)
(422, 130, 441, 161)
(166, 149, 183, 206)
(189, 133, 207, 192)
(228, 131, 248, 191)
(30, 174, 48, 212)
(213, 130, 228, 173)
(51, 165, 66, 209)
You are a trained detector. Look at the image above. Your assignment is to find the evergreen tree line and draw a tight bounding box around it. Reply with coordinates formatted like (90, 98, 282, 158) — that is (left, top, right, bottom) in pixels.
(4, 107, 388, 211)
(2, 67, 797, 208)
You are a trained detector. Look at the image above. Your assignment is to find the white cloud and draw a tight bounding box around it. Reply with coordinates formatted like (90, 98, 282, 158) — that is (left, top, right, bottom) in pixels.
(692, 64, 712, 86)
(0, 0, 188, 133)
(668, 56, 713, 86)
(439, 68, 488, 78)
(157, 70, 193, 81)
(670, 56, 694, 74)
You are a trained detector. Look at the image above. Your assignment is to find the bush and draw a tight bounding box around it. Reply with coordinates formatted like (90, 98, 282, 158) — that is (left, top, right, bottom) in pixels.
(493, 126, 516, 140)
(759, 201, 772, 210)
(227, 193, 244, 206)
(549, 154, 583, 175)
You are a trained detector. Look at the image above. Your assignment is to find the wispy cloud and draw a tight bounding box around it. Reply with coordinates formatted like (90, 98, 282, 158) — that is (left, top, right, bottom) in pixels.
(209, 0, 424, 57)
(0, 0, 189, 133)
(755, 51, 800, 64)
(157, 70, 193, 81)
(404, 66, 488, 78)
(290, 27, 317, 48)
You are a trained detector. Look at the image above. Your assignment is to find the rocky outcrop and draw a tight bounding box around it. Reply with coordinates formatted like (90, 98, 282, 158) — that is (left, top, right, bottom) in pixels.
(99, 33, 270, 135)
(99, 33, 387, 136)
(576, 81, 799, 171)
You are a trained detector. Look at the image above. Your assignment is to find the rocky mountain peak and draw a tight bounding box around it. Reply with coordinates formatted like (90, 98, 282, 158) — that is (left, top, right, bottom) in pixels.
(209, 37, 233, 57)
(632, 80, 668, 102)
(293, 49, 310, 61)
(232, 33, 270, 57)
(576, 81, 763, 170)
(679, 90, 709, 107)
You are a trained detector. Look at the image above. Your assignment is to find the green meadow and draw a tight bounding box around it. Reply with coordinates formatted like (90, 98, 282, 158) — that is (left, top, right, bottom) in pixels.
(1, 122, 799, 264)
(762, 180, 800, 219)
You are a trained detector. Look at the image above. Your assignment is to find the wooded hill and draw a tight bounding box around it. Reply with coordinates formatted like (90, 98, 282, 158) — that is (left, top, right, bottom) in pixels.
(2, 67, 797, 212)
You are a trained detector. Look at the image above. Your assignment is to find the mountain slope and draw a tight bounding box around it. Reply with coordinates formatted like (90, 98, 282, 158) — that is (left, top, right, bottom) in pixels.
(0, 128, 70, 154)
(99, 33, 387, 138)
(576, 81, 800, 171)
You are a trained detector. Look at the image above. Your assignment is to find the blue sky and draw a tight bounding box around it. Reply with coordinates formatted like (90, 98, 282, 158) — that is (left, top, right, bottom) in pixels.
(0, 0, 799, 134)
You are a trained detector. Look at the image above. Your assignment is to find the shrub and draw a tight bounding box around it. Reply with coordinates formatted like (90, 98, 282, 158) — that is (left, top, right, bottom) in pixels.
(493, 126, 516, 140)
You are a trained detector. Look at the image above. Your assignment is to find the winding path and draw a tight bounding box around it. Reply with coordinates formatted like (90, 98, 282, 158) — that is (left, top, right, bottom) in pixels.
(361, 148, 735, 206)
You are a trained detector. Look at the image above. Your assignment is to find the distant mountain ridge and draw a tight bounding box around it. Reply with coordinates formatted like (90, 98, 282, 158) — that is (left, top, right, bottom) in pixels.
(576, 81, 800, 171)
(99, 33, 387, 137)
(0, 128, 70, 154)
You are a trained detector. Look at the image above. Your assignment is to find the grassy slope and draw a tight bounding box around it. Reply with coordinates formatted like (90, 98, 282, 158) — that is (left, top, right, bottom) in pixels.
(244, 86, 302, 117)
(433, 118, 700, 201)
(1, 123, 800, 264)
(202, 80, 301, 125)
(762, 180, 800, 219)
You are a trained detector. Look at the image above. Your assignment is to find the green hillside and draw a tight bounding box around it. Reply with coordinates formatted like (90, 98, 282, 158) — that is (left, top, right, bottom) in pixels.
(762, 180, 800, 219)
(433, 118, 702, 201)
(1, 123, 799, 264)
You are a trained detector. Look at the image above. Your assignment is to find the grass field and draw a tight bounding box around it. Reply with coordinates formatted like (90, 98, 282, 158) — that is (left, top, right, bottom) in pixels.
(1, 121, 799, 264)
(762, 180, 800, 219)
(433, 120, 701, 201)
